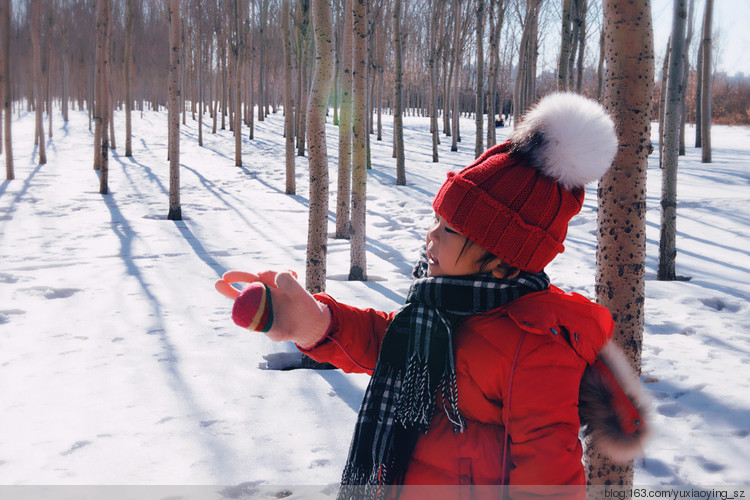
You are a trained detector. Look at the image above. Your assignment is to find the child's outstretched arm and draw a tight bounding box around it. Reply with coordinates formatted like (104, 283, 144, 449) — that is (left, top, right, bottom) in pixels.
(216, 270, 331, 349)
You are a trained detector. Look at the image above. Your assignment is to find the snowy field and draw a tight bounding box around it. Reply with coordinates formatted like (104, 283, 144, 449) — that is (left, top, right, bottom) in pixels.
(0, 104, 749, 492)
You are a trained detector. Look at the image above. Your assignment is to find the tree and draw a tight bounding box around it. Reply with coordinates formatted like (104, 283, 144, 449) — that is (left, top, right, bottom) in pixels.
(1, 0, 13, 180)
(392, 0, 406, 185)
(231, 0, 243, 167)
(557, 0, 574, 90)
(657, 0, 688, 282)
(591, 0, 654, 486)
(282, 0, 295, 195)
(124, 0, 134, 157)
(678, 0, 694, 155)
(699, 0, 713, 163)
(336, 0, 353, 238)
(486, 0, 505, 148)
(428, 0, 443, 163)
(31, 0, 46, 165)
(305, 0, 335, 293)
(474, 0, 485, 158)
(349, 0, 367, 281)
(167, 0, 181, 220)
(95, 0, 110, 194)
(514, 0, 541, 123)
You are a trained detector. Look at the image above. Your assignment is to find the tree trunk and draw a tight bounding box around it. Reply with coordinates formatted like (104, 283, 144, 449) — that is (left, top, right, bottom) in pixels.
(349, 0, 368, 281)
(658, 38, 670, 169)
(694, 33, 702, 148)
(305, 0, 335, 294)
(428, 0, 440, 163)
(558, 0, 573, 91)
(95, 0, 110, 193)
(31, 0, 46, 165)
(1, 0, 13, 180)
(282, 0, 295, 195)
(393, 0, 406, 185)
(596, 21, 605, 101)
(678, 0, 694, 156)
(451, 0, 461, 152)
(700, 0, 712, 163)
(574, 0, 587, 93)
(336, 0, 353, 237)
(232, 0, 242, 167)
(167, 0, 181, 220)
(658, 0, 688, 282)
(474, 0, 485, 158)
(590, 0, 653, 485)
(197, 0, 203, 147)
(125, 0, 134, 156)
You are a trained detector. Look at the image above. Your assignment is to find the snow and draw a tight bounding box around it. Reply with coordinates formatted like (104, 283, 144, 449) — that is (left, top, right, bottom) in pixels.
(1, 105, 749, 490)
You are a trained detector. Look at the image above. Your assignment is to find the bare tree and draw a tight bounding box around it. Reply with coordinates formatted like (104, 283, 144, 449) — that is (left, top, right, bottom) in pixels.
(393, 0, 406, 185)
(336, 0, 353, 238)
(678, 0, 694, 155)
(125, 0, 134, 156)
(31, 0, 47, 165)
(282, 0, 295, 195)
(231, 0, 243, 167)
(349, 0, 368, 281)
(486, 0, 505, 148)
(514, 0, 541, 122)
(305, 0, 335, 293)
(428, 0, 443, 163)
(1, 0, 13, 179)
(167, 0, 181, 220)
(699, 0, 713, 163)
(591, 0, 654, 485)
(658, 0, 688, 282)
(474, 0, 485, 158)
(558, 0, 574, 90)
(95, 0, 110, 193)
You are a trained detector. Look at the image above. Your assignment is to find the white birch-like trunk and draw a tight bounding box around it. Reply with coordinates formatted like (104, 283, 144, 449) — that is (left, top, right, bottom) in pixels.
(658, 0, 688, 282)
(305, 0, 335, 293)
(167, 0, 181, 220)
(590, 0, 654, 485)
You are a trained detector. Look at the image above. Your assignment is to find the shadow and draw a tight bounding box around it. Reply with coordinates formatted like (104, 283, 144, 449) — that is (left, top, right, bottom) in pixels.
(100, 188, 239, 472)
(314, 369, 366, 414)
(171, 219, 227, 278)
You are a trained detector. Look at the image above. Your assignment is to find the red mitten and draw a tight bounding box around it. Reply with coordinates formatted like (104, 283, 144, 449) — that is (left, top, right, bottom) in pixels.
(232, 282, 274, 332)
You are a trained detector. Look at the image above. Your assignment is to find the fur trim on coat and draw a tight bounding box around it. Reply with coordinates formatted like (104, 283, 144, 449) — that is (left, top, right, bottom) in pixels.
(579, 341, 651, 464)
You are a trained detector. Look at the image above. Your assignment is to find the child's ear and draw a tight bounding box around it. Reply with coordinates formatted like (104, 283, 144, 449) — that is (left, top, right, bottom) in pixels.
(490, 261, 520, 280)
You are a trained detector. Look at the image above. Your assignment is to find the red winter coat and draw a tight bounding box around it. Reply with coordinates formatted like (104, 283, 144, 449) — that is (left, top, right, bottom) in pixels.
(300, 285, 615, 491)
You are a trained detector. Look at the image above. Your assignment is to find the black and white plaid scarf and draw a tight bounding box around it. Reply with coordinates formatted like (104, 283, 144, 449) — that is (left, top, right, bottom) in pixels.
(339, 250, 550, 498)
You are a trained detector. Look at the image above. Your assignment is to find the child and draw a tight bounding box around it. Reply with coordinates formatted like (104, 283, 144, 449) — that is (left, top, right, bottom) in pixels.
(217, 93, 648, 497)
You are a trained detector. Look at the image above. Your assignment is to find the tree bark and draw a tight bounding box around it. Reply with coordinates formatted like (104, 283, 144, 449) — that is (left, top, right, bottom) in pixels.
(678, 0, 694, 156)
(558, 0, 574, 91)
(700, 0, 713, 163)
(591, 0, 654, 485)
(232, 0, 243, 167)
(95, 0, 110, 195)
(305, 0, 335, 293)
(393, 0, 406, 185)
(451, 0, 461, 151)
(474, 0, 485, 158)
(282, 0, 295, 195)
(1, 0, 13, 179)
(658, 0, 688, 282)
(167, 0, 181, 220)
(31, 0, 46, 165)
(125, 0, 134, 156)
(428, 0, 441, 163)
(349, 0, 368, 281)
(336, 0, 353, 237)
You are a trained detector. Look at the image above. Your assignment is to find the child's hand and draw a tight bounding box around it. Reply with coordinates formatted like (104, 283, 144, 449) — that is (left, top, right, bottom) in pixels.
(215, 270, 331, 349)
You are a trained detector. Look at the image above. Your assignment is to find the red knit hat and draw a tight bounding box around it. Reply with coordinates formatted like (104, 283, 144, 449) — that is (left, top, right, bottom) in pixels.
(433, 92, 617, 273)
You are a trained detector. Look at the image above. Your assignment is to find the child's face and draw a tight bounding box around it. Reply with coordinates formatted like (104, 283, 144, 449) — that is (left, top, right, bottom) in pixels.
(425, 215, 489, 277)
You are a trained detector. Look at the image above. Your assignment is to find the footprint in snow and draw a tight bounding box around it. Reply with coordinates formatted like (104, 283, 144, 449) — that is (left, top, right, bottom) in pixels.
(20, 286, 81, 300)
(700, 298, 741, 313)
(60, 440, 92, 456)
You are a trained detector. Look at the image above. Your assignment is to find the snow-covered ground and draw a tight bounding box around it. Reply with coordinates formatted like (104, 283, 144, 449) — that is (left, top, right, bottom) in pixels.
(0, 104, 748, 491)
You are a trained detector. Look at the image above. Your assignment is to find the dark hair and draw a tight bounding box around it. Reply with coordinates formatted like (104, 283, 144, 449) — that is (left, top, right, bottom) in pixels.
(457, 237, 519, 276)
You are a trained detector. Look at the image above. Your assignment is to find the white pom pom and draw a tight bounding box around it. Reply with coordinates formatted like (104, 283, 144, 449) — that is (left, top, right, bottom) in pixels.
(510, 92, 618, 190)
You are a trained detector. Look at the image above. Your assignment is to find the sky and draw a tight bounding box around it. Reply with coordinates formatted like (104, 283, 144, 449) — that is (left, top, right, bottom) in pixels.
(651, 0, 750, 77)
